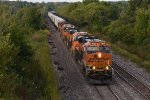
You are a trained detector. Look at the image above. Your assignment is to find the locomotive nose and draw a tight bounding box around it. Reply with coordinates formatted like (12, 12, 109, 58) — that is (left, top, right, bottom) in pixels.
(94, 53, 102, 58)
(98, 53, 102, 58)
(94, 54, 97, 58)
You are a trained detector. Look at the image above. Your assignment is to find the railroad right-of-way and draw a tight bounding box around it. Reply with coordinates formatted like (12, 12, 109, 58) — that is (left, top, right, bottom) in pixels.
(113, 61, 150, 100)
(46, 16, 150, 100)
(47, 16, 102, 100)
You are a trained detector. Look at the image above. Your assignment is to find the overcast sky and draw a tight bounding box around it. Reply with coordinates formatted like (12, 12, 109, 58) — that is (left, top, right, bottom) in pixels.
(9, 0, 127, 3)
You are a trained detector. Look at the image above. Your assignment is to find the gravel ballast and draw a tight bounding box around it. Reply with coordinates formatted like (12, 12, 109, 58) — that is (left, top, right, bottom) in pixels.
(113, 53, 150, 88)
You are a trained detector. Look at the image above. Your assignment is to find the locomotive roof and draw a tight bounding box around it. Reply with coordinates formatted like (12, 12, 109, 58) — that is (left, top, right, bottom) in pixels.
(67, 27, 78, 30)
(48, 12, 65, 22)
(66, 27, 80, 33)
(55, 16, 65, 22)
(73, 32, 88, 36)
(85, 39, 101, 42)
(84, 40, 110, 47)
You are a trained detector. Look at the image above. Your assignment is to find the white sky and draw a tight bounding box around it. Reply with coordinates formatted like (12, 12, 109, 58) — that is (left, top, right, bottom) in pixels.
(8, 0, 127, 3)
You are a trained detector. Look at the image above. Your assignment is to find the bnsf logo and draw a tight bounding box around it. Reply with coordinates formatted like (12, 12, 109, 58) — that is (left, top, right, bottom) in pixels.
(88, 58, 110, 62)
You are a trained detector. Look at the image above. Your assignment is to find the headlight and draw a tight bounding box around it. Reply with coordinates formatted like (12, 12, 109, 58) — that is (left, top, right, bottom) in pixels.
(106, 66, 109, 70)
(98, 53, 102, 58)
(92, 66, 96, 70)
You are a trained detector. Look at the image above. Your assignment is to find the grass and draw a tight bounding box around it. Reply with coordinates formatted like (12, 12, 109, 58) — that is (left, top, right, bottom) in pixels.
(111, 44, 150, 71)
(29, 30, 61, 100)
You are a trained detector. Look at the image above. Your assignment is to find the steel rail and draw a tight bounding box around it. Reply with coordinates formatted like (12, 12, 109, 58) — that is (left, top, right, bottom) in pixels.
(113, 60, 150, 100)
(107, 86, 121, 100)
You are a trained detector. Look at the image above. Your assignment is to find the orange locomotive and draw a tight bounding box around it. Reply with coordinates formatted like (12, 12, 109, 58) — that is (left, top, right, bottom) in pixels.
(72, 32, 96, 50)
(71, 32, 96, 60)
(59, 24, 79, 47)
(72, 33, 113, 82)
(59, 24, 74, 40)
(82, 41, 113, 82)
(64, 27, 79, 49)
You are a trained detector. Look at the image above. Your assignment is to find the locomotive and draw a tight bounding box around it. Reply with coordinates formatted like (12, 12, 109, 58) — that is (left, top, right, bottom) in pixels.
(48, 11, 114, 83)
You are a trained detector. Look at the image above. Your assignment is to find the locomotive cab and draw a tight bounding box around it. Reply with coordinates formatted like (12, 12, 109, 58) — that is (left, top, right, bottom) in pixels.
(82, 41, 114, 82)
(65, 27, 79, 49)
(72, 33, 96, 60)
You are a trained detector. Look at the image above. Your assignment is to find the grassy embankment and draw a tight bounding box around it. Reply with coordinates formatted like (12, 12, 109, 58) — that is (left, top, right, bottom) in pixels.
(111, 44, 150, 70)
(29, 30, 61, 100)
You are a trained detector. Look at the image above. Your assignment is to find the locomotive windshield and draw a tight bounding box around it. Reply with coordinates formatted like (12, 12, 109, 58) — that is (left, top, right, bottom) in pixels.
(69, 29, 78, 34)
(86, 46, 111, 53)
(73, 35, 95, 42)
(99, 46, 111, 53)
(73, 36, 84, 41)
(86, 46, 99, 53)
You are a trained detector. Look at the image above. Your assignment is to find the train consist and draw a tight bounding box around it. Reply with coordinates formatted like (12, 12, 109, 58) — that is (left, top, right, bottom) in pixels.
(48, 11, 114, 83)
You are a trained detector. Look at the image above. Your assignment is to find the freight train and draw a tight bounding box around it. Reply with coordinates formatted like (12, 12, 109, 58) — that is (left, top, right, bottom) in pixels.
(48, 11, 114, 83)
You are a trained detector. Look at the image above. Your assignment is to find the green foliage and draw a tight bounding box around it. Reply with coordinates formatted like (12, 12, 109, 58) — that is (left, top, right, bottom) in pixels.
(83, 0, 99, 4)
(135, 8, 150, 44)
(112, 44, 150, 70)
(0, 1, 59, 99)
(108, 20, 135, 45)
(0, 34, 18, 98)
(0, 34, 18, 67)
(30, 30, 60, 100)
(57, 2, 119, 32)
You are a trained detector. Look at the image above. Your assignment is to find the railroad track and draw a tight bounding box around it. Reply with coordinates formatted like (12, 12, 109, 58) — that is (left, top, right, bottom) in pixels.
(113, 60, 150, 100)
(94, 86, 104, 100)
(95, 85, 121, 100)
(107, 86, 121, 100)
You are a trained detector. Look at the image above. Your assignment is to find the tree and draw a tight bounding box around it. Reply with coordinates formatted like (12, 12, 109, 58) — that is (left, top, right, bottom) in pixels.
(0, 34, 18, 98)
(135, 8, 150, 44)
(83, 0, 99, 4)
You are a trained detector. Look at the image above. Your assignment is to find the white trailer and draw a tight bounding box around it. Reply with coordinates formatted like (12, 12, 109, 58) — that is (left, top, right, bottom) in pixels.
(48, 12, 66, 28)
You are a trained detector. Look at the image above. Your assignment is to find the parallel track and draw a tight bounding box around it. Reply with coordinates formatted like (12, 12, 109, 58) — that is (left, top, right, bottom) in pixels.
(113, 61, 150, 100)
(95, 86, 121, 100)
(107, 86, 121, 100)
(94, 86, 104, 100)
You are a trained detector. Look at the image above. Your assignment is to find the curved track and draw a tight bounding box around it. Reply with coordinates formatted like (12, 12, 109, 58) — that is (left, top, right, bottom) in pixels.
(95, 85, 121, 100)
(107, 86, 121, 100)
(113, 61, 150, 100)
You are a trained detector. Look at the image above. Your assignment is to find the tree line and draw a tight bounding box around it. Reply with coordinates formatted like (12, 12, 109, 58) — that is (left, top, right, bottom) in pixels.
(0, 1, 60, 99)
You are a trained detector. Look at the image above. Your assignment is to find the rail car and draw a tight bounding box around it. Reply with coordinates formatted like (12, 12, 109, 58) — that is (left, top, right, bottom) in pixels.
(48, 12, 66, 28)
(71, 32, 96, 59)
(48, 11, 114, 83)
(64, 27, 80, 49)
